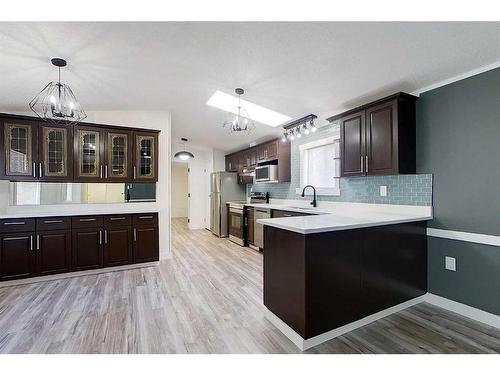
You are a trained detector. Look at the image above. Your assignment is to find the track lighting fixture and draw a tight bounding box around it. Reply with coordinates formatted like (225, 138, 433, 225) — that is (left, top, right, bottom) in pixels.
(281, 114, 318, 143)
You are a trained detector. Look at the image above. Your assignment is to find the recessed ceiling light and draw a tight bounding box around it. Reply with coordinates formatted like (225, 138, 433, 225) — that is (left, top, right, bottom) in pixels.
(207, 90, 292, 127)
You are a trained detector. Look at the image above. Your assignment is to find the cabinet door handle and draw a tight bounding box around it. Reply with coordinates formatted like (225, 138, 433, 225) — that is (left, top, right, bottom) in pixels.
(365, 156, 369, 174)
(33, 162, 36, 178)
(43, 220, 63, 224)
(105, 165, 108, 179)
(139, 215, 153, 219)
(79, 218, 96, 222)
(133, 228, 137, 242)
(133, 166, 137, 180)
(100, 165, 103, 179)
(99, 230, 102, 245)
(3, 221, 26, 225)
(30, 235, 33, 251)
(39, 162, 43, 178)
(360, 156, 364, 173)
(36, 234, 40, 250)
(110, 217, 126, 221)
(104, 230, 107, 244)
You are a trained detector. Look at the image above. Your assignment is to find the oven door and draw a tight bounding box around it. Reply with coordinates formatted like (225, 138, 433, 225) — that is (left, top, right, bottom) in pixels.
(228, 207, 245, 246)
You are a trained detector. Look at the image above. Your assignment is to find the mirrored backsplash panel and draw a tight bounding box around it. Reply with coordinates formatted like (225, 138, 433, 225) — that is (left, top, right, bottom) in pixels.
(9, 182, 156, 206)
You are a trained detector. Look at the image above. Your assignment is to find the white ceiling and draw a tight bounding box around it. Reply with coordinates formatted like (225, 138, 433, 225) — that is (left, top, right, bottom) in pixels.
(0, 22, 499, 152)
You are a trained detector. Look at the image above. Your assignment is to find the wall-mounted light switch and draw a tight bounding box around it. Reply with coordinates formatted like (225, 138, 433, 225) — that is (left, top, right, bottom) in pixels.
(380, 186, 387, 197)
(445, 256, 456, 271)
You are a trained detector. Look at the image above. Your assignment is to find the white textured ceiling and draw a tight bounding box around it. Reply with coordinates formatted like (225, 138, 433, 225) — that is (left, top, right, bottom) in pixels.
(0, 22, 499, 152)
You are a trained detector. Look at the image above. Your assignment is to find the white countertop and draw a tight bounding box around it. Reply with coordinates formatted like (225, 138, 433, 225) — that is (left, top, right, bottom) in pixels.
(251, 200, 432, 234)
(0, 207, 159, 219)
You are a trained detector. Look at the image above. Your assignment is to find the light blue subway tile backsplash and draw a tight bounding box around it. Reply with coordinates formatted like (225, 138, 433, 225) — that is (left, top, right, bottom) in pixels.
(248, 123, 433, 206)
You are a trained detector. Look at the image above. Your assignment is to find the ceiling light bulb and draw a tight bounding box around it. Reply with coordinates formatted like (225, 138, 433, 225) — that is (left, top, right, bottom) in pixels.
(311, 125, 317, 132)
(281, 134, 287, 143)
(178, 154, 190, 161)
(290, 133, 295, 141)
(296, 131, 301, 138)
(304, 128, 310, 135)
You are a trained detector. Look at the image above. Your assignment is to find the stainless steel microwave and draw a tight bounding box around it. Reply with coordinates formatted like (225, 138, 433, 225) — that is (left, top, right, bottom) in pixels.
(254, 165, 279, 183)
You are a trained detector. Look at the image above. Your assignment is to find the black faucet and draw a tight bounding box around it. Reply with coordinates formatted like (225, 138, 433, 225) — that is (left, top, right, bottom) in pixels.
(301, 185, 317, 207)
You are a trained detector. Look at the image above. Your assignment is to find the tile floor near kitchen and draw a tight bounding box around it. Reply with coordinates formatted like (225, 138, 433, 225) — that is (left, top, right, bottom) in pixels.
(0, 218, 499, 354)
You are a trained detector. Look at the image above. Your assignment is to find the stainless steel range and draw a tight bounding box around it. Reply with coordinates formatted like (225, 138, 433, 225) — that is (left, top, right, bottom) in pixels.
(228, 201, 246, 246)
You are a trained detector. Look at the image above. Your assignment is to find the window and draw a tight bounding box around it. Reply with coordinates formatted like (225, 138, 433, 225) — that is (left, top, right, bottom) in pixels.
(297, 135, 341, 196)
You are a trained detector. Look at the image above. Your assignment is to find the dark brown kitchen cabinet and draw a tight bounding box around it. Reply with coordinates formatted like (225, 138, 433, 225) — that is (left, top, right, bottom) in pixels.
(39, 123, 73, 181)
(133, 131, 158, 182)
(224, 138, 291, 182)
(0, 213, 159, 283)
(71, 227, 104, 271)
(132, 213, 159, 263)
(105, 129, 132, 182)
(226, 154, 238, 172)
(133, 226, 159, 263)
(266, 141, 278, 160)
(36, 230, 72, 276)
(329, 92, 417, 177)
(339, 110, 366, 177)
(104, 227, 133, 267)
(74, 125, 105, 182)
(0, 117, 39, 181)
(0, 232, 35, 281)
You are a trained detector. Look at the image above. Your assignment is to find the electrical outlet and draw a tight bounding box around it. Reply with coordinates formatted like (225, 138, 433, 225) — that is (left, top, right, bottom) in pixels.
(380, 185, 387, 197)
(445, 256, 456, 271)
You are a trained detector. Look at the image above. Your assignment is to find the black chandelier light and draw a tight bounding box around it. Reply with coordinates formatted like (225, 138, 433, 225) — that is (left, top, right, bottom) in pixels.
(29, 58, 86, 124)
(174, 138, 195, 161)
(281, 114, 318, 142)
(223, 88, 256, 136)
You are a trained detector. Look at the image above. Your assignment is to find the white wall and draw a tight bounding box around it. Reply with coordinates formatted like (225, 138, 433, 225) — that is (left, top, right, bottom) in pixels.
(171, 162, 188, 218)
(212, 149, 226, 172)
(0, 110, 172, 260)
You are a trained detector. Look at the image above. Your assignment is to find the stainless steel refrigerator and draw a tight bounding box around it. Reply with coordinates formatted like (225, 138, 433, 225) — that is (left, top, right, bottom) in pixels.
(210, 172, 246, 237)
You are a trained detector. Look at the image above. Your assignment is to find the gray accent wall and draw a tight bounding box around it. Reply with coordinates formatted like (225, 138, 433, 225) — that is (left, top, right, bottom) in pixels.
(416, 67, 500, 315)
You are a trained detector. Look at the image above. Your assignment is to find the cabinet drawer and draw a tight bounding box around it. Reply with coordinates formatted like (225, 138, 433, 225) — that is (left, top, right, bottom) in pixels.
(36, 216, 71, 231)
(0, 218, 35, 233)
(132, 213, 158, 227)
(104, 215, 132, 228)
(72, 215, 104, 229)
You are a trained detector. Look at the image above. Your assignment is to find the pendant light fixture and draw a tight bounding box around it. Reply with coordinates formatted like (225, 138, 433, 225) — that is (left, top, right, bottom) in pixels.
(29, 58, 86, 124)
(174, 138, 194, 161)
(222, 88, 256, 136)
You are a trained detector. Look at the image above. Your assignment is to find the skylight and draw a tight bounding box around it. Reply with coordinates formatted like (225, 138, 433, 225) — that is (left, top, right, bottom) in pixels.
(206, 90, 292, 127)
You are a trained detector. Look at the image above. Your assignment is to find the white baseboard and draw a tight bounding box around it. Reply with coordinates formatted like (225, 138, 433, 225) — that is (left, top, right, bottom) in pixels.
(265, 294, 427, 351)
(425, 293, 500, 330)
(0, 262, 159, 288)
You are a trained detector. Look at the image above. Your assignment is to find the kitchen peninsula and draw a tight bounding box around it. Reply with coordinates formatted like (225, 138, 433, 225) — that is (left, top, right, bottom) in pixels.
(258, 203, 432, 350)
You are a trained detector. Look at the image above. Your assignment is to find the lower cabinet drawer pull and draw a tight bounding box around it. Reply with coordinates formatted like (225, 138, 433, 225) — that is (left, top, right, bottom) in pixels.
(43, 220, 63, 224)
(133, 228, 137, 241)
(110, 217, 126, 221)
(139, 215, 153, 219)
(4, 221, 26, 225)
(80, 218, 96, 222)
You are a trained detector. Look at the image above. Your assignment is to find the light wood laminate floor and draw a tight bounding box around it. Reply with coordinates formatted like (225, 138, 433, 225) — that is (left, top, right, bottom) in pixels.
(0, 218, 499, 354)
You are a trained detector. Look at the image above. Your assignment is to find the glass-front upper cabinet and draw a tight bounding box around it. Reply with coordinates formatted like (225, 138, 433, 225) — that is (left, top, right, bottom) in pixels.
(105, 130, 131, 181)
(133, 131, 158, 182)
(74, 126, 104, 181)
(39, 124, 73, 181)
(1, 118, 38, 180)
